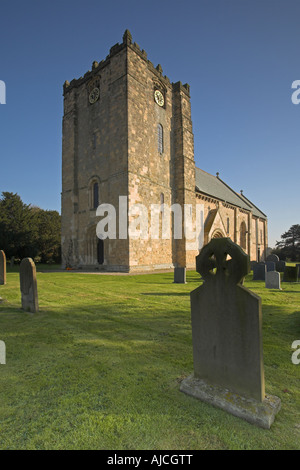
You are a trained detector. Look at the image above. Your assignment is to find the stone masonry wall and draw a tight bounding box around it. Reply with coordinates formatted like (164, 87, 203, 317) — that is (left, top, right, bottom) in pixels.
(62, 31, 268, 271)
(62, 46, 129, 270)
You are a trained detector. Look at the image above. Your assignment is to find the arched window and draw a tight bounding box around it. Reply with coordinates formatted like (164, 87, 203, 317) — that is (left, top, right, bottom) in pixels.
(240, 221, 247, 250)
(88, 177, 100, 210)
(160, 193, 164, 214)
(157, 124, 163, 154)
(93, 182, 99, 209)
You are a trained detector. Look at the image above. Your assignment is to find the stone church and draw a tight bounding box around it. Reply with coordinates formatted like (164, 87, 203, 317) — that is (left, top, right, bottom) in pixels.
(61, 30, 267, 272)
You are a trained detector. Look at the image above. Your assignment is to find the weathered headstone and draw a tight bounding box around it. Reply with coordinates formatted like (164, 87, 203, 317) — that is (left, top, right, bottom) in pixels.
(266, 254, 279, 263)
(283, 266, 298, 283)
(250, 261, 258, 270)
(296, 264, 300, 279)
(174, 267, 186, 284)
(276, 260, 286, 273)
(253, 262, 266, 281)
(180, 238, 281, 429)
(266, 261, 276, 272)
(0, 340, 6, 364)
(265, 271, 281, 290)
(20, 258, 39, 313)
(0, 250, 6, 285)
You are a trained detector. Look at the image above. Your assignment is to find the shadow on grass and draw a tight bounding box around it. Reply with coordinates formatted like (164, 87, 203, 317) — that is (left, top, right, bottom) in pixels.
(1, 279, 300, 448)
(281, 291, 300, 294)
(141, 292, 190, 296)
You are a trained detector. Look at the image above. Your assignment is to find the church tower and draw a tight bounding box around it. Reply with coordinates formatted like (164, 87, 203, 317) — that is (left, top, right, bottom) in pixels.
(61, 30, 197, 271)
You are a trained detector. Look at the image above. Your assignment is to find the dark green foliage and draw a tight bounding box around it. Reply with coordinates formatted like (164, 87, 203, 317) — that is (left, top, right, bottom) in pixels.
(275, 224, 300, 261)
(0, 192, 61, 263)
(32, 208, 61, 263)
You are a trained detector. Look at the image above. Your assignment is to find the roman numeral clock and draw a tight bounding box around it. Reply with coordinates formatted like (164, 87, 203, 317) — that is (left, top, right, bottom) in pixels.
(154, 89, 164, 107)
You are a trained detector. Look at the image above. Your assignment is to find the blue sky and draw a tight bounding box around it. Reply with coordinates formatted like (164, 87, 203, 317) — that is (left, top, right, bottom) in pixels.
(0, 0, 299, 248)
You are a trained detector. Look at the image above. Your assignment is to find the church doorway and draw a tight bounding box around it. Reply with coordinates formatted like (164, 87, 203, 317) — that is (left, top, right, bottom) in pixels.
(211, 230, 224, 239)
(97, 239, 104, 265)
(86, 226, 104, 266)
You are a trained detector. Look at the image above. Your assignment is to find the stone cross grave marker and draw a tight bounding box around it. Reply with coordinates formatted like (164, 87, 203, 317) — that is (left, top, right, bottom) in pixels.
(265, 271, 281, 290)
(20, 258, 39, 313)
(0, 250, 6, 285)
(180, 238, 281, 429)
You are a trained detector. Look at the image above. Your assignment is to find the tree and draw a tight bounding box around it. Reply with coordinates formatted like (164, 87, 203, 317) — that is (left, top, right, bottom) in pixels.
(0, 192, 61, 263)
(33, 209, 61, 263)
(0, 192, 37, 259)
(275, 224, 300, 261)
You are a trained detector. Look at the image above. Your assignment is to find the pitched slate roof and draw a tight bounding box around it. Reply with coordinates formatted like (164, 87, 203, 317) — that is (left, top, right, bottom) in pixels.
(195, 167, 267, 219)
(237, 191, 267, 219)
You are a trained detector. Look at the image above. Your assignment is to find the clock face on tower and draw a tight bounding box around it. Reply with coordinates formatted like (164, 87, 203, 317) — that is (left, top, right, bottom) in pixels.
(89, 87, 100, 104)
(154, 89, 164, 107)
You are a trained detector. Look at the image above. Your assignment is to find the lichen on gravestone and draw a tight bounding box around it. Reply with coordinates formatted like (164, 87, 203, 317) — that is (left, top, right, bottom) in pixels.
(19, 258, 39, 313)
(191, 237, 264, 401)
(180, 238, 281, 428)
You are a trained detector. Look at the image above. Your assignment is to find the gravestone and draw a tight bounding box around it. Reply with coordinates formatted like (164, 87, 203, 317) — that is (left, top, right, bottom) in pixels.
(296, 264, 300, 279)
(180, 238, 281, 429)
(0, 340, 5, 364)
(266, 254, 279, 263)
(174, 267, 186, 284)
(0, 250, 6, 285)
(283, 266, 298, 283)
(250, 261, 258, 270)
(266, 261, 276, 272)
(19, 258, 39, 313)
(276, 260, 286, 273)
(265, 271, 281, 290)
(253, 262, 266, 281)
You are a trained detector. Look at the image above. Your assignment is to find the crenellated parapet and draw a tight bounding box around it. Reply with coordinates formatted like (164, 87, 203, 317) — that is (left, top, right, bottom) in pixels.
(63, 30, 189, 97)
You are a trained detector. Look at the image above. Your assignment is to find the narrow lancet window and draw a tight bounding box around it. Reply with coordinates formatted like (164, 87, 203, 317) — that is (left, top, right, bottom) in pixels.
(93, 182, 99, 209)
(157, 124, 163, 154)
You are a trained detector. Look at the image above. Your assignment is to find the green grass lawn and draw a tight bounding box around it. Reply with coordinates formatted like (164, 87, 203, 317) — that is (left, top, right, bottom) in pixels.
(6, 263, 62, 273)
(0, 269, 299, 450)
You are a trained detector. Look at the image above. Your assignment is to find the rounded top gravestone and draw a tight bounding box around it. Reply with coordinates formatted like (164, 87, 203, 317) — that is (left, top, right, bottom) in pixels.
(20, 258, 35, 295)
(19, 258, 39, 313)
(0, 250, 6, 285)
(266, 254, 279, 263)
